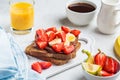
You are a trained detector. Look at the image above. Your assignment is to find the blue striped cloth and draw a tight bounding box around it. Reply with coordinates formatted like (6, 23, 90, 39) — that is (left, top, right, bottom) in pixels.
(0, 27, 45, 80)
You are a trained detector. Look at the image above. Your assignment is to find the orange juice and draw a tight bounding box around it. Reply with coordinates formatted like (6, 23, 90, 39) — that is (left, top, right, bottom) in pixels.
(10, 2, 34, 31)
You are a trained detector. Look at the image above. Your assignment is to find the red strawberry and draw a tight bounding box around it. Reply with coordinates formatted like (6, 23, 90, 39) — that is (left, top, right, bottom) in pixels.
(52, 42, 64, 52)
(71, 29, 80, 37)
(31, 62, 42, 73)
(39, 62, 52, 69)
(47, 31, 56, 42)
(63, 45, 75, 54)
(99, 70, 114, 77)
(61, 26, 71, 33)
(36, 29, 48, 42)
(36, 29, 45, 37)
(46, 27, 57, 33)
(56, 31, 66, 42)
(36, 41, 47, 49)
(94, 49, 107, 67)
(103, 57, 120, 73)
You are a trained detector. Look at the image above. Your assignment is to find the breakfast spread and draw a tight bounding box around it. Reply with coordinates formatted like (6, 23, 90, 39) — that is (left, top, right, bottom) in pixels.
(25, 26, 81, 65)
(82, 49, 120, 77)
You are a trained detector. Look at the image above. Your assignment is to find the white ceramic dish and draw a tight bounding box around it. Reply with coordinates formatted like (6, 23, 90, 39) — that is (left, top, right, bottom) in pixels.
(82, 56, 120, 80)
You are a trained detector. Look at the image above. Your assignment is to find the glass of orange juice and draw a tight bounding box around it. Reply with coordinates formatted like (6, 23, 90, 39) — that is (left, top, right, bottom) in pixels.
(10, 0, 35, 34)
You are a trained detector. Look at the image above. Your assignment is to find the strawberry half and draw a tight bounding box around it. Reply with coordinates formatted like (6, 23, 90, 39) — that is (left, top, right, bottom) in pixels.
(39, 62, 52, 69)
(46, 31, 56, 42)
(46, 27, 57, 33)
(36, 41, 47, 49)
(99, 70, 114, 77)
(31, 62, 42, 73)
(63, 45, 75, 54)
(94, 49, 107, 67)
(36, 29, 48, 42)
(56, 31, 66, 42)
(52, 42, 64, 53)
(61, 26, 71, 33)
(103, 57, 120, 74)
(71, 29, 80, 37)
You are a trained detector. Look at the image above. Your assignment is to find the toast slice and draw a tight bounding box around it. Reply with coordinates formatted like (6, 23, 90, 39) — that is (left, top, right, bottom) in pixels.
(25, 42, 81, 65)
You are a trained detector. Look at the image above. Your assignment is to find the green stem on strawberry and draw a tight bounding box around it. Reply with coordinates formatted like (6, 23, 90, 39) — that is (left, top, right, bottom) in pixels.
(82, 49, 94, 64)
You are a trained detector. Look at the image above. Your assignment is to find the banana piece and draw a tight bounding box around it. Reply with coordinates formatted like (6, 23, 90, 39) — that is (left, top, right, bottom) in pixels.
(114, 36, 120, 60)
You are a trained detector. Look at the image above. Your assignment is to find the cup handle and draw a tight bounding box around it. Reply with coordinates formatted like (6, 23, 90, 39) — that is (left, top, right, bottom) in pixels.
(114, 9, 120, 27)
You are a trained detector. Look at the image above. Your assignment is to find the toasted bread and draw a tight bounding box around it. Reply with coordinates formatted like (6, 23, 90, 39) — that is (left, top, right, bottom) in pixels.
(25, 42, 81, 65)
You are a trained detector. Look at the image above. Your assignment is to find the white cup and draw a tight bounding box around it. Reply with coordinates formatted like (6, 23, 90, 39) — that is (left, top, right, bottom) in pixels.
(66, 0, 97, 26)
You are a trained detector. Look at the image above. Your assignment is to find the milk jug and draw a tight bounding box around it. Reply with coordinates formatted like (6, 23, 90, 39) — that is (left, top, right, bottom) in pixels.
(97, 0, 120, 34)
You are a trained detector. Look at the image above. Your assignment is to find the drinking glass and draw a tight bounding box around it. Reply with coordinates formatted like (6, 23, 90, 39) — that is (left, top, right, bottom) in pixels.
(9, 0, 35, 34)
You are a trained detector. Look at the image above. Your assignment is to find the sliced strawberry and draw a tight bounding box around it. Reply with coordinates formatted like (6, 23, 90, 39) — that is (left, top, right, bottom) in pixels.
(56, 31, 66, 42)
(36, 29, 48, 42)
(31, 62, 42, 73)
(39, 62, 52, 69)
(99, 70, 114, 77)
(63, 45, 75, 54)
(94, 49, 107, 67)
(46, 31, 56, 42)
(36, 29, 45, 37)
(36, 41, 47, 49)
(52, 42, 64, 52)
(103, 57, 120, 73)
(46, 27, 57, 33)
(61, 26, 71, 33)
(71, 29, 80, 37)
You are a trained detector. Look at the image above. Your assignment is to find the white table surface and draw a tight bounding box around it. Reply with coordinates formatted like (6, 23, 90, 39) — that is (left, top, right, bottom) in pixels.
(0, 0, 120, 80)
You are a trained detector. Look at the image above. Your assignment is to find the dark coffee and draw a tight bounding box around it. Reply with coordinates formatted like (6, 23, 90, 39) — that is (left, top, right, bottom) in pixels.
(68, 2, 96, 13)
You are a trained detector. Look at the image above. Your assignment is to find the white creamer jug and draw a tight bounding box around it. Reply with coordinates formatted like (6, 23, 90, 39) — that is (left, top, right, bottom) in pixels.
(97, 0, 120, 34)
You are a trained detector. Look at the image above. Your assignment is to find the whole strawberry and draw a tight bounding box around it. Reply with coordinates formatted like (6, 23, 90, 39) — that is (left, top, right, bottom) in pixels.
(94, 49, 107, 67)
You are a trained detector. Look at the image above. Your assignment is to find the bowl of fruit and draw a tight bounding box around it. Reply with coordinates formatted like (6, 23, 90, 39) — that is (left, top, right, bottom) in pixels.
(81, 49, 120, 80)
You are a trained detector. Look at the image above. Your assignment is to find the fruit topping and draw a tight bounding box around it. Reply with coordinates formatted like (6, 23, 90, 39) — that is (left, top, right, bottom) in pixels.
(61, 26, 71, 33)
(63, 45, 75, 54)
(56, 31, 66, 42)
(49, 38, 62, 46)
(66, 33, 76, 42)
(35, 26, 80, 54)
(52, 42, 64, 53)
(71, 29, 80, 37)
(46, 27, 57, 33)
(36, 41, 47, 49)
(46, 31, 56, 42)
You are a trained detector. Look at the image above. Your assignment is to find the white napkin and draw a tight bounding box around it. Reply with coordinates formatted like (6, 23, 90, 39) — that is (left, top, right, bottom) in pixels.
(0, 27, 45, 80)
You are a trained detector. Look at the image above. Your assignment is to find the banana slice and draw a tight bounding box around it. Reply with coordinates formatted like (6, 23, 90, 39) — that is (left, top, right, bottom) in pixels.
(114, 36, 120, 59)
(49, 38, 61, 46)
(66, 33, 76, 42)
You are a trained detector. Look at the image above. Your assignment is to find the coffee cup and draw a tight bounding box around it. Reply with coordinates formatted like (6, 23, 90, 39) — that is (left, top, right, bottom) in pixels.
(66, 0, 97, 26)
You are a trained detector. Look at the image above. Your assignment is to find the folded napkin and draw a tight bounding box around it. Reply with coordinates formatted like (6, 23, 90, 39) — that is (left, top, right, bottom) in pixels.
(0, 27, 45, 80)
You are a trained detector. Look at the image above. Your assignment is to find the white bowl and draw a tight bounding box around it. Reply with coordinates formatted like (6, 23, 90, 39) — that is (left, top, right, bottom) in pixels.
(82, 57, 120, 80)
(66, 0, 97, 26)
